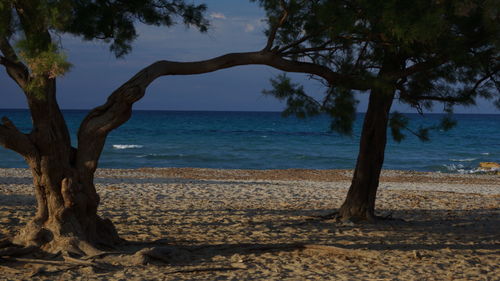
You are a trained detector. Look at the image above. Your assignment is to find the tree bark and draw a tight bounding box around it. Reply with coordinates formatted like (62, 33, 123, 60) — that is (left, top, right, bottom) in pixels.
(337, 56, 401, 222)
(6, 79, 121, 256)
(337, 88, 395, 221)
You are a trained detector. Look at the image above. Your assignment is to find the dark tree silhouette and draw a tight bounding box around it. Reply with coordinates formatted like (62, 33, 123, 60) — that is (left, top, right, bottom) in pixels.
(0, 0, 498, 257)
(255, 0, 499, 221)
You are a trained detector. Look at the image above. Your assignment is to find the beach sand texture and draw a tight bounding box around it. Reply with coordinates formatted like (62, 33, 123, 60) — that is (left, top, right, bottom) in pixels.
(0, 168, 499, 280)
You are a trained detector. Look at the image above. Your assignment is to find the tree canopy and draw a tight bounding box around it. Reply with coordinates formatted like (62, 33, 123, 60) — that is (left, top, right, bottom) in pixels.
(1, 0, 499, 254)
(255, 0, 499, 139)
(0, 0, 208, 98)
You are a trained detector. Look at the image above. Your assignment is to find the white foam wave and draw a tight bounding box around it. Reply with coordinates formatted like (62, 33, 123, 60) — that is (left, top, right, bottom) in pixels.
(136, 153, 159, 158)
(112, 144, 144, 149)
(443, 163, 465, 172)
(481, 152, 490, 155)
(449, 158, 477, 162)
(443, 163, 499, 174)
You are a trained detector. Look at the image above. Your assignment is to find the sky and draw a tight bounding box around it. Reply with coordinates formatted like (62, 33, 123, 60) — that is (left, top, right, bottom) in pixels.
(1, 0, 498, 114)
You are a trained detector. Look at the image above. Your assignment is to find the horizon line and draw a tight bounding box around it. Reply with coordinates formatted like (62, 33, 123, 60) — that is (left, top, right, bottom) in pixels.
(0, 108, 499, 115)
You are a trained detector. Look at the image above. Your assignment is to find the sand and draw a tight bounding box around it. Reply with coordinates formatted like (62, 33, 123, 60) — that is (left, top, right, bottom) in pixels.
(0, 168, 499, 280)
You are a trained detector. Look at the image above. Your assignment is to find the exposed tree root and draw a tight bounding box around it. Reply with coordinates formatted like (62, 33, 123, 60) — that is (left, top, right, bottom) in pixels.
(3, 253, 118, 277)
(0, 237, 13, 248)
(313, 211, 340, 220)
(0, 245, 38, 257)
(12, 218, 123, 258)
(165, 267, 242, 274)
(311, 210, 406, 224)
(131, 246, 194, 265)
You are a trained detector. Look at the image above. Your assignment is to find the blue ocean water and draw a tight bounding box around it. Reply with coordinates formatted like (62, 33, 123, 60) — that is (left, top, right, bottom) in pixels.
(0, 109, 498, 173)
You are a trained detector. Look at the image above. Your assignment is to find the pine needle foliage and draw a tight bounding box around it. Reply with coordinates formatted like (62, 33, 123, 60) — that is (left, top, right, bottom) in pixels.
(0, 0, 209, 98)
(256, 0, 499, 140)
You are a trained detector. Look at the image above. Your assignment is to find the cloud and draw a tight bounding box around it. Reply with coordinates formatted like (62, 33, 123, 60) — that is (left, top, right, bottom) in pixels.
(210, 12, 226, 20)
(244, 23, 255, 32)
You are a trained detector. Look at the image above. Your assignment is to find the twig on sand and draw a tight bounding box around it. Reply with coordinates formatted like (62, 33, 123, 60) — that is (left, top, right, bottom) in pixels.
(299, 244, 380, 259)
(165, 267, 242, 274)
(81, 251, 124, 260)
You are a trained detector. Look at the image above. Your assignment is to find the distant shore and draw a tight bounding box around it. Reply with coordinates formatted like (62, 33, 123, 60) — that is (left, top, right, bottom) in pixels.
(1, 167, 499, 280)
(2, 166, 500, 184)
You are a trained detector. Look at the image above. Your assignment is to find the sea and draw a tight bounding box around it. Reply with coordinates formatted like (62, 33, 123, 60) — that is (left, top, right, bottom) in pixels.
(0, 109, 498, 173)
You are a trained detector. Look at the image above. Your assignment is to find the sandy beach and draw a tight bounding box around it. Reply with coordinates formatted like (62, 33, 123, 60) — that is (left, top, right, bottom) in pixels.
(0, 168, 499, 280)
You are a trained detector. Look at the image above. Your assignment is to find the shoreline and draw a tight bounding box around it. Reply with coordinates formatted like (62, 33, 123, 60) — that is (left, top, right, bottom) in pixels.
(2, 166, 499, 184)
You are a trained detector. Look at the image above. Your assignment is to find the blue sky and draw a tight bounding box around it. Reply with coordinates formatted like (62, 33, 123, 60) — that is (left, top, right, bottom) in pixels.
(1, 0, 498, 114)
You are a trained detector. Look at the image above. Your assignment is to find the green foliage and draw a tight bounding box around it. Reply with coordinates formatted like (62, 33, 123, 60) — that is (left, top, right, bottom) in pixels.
(416, 127, 430, 142)
(263, 74, 358, 135)
(389, 112, 458, 143)
(18, 42, 72, 99)
(263, 74, 321, 119)
(0, 2, 13, 38)
(389, 112, 409, 143)
(323, 87, 358, 135)
(1, 0, 209, 58)
(1, 0, 209, 98)
(257, 0, 499, 141)
(439, 115, 457, 131)
(64, 0, 209, 57)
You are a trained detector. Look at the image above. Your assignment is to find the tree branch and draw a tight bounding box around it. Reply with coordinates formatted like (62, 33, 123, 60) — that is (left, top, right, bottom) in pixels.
(263, 0, 289, 51)
(76, 51, 374, 174)
(283, 45, 339, 56)
(393, 56, 448, 79)
(0, 117, 38, 158)
(277, 34, 314, 53)
(0, 37, 21, 62)
(401, 93, 468, 103)
(0, 38, 30, 89)
(0, 55, 29, 89)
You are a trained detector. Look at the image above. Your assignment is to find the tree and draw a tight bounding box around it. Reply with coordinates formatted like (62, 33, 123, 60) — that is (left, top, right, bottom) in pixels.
(1, 0, 498, 257)
(0, 0, 214, 256)
(255, 0, 499, 221)
(0, 0, 370, 256)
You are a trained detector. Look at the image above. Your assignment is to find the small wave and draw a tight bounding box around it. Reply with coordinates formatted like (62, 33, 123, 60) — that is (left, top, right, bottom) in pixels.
(443, 163, 465, 172)
(136, 153, 184, 159)
(442, 164, 476, 174)
(442, 163, 499, 174)
(481, 152, 490, 155)
(112, 144, 144, 149)
(449, 158, 477, 162)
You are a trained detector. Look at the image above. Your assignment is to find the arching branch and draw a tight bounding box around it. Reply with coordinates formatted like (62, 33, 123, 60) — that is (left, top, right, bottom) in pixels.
(76, 51, 375, 173)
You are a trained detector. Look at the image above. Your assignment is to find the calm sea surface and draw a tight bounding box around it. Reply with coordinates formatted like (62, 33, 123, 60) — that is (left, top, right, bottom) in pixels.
(0, 109, 498, 173)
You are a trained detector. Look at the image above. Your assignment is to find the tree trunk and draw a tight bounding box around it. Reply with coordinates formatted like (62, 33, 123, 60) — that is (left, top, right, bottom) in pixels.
(13, 169, 121, 255)
(1, 50, 380, 254)
(337, 55, 401, 222)
(337, 88, 395, 221)
(9, 80, 121, 256)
